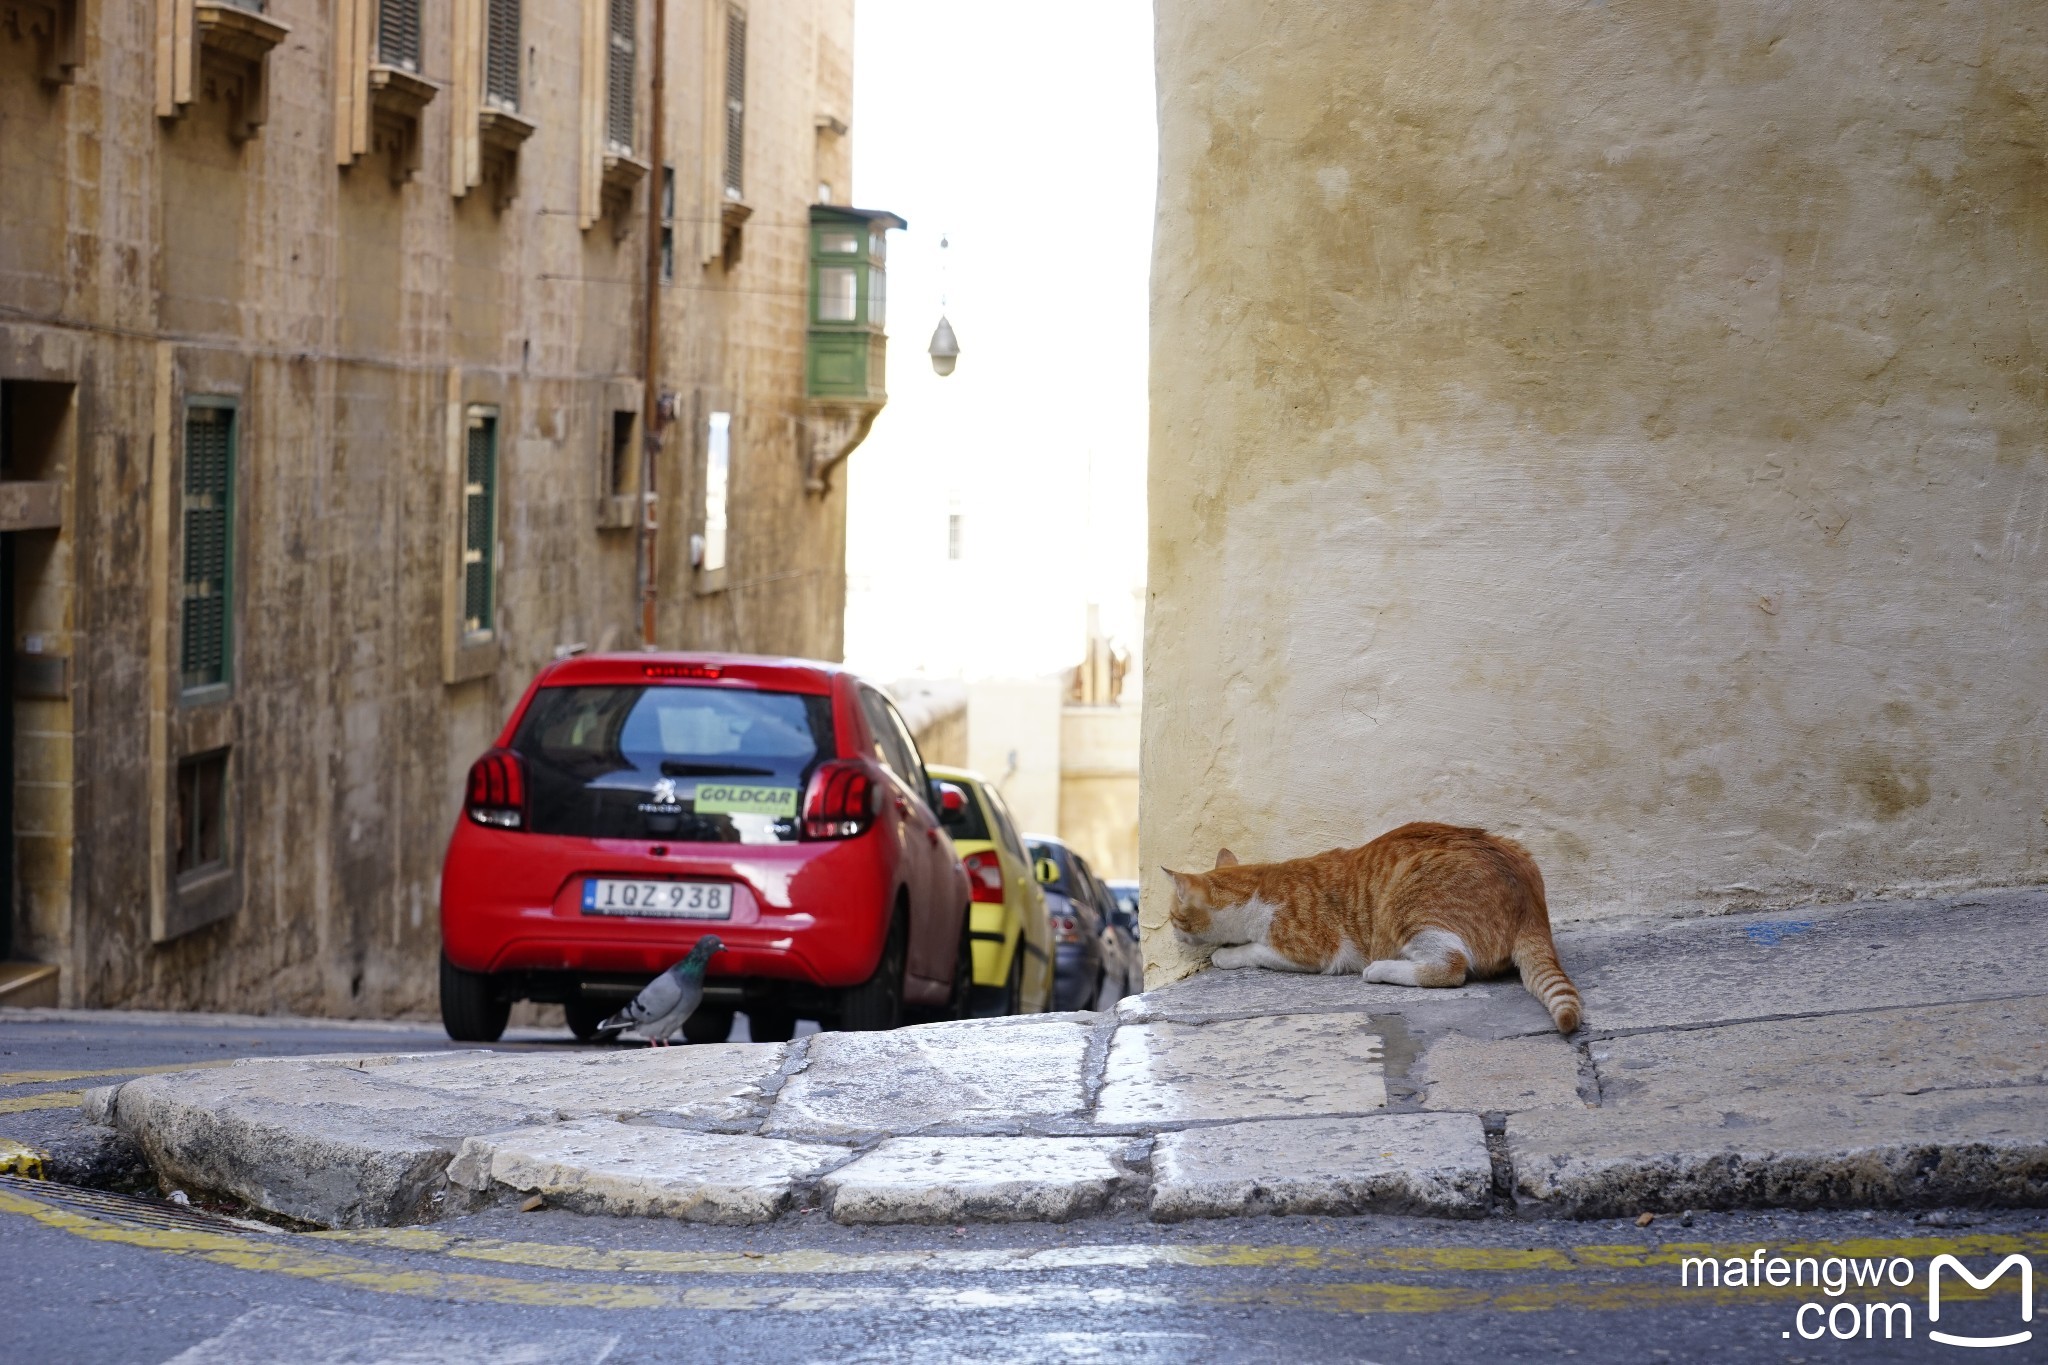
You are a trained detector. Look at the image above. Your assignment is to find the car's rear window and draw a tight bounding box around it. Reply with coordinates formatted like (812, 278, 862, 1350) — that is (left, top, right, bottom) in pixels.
(945, 782, 993, 842)
(512, 684, 834, 842)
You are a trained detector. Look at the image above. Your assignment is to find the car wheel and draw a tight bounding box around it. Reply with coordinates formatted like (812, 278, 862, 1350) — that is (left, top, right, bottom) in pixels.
(837, 915, 906, 1032)
(681, 1006, 736, 1044)
(745, 1007, 798, 1042)
(946, 914, 974, 1020)
(564, 1001, 615, 1042)
(1094, 966, 1115, 1013)
(440, 956, 509, 1043)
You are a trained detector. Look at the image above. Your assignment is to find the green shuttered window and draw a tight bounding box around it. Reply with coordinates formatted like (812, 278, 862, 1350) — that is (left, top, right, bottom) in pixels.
(485, 0, 521, 109)
(181, 404, 235, 694)
(607, 0, 635, 152)
(723, 8, 746, 195)
(378, 0, 422, 72)
(463, 411, 497, 638)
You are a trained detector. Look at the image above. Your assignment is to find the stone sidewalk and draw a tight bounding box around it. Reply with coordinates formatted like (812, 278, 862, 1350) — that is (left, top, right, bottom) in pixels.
(83, 888, 2048, 1229)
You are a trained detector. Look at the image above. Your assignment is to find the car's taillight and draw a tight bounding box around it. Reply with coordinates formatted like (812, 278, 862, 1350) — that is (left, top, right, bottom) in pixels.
(1051, 910, 1082, 944)
(802, 758, 881, 840)
(964, 849, 1005, 904)
(465, 749, 526, 830)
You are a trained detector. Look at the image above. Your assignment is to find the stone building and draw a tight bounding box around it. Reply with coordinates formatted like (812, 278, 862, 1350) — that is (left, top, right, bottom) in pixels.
(0, 0, 893, 1011)
(1144, 1, 2046, 983)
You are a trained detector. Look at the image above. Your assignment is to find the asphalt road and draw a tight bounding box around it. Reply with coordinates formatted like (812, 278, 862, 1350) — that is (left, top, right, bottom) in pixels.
(4, 1010, 2043, 1364)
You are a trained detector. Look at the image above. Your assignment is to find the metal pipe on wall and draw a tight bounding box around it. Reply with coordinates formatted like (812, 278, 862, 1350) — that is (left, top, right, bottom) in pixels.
(637, 0, 669, 648)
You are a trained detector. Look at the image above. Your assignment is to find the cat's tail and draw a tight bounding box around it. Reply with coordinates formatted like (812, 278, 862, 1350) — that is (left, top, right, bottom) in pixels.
(1512, 924, 1583, 1034)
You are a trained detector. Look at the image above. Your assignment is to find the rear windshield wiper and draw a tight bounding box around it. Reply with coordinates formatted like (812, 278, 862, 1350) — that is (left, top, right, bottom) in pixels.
(659, 761, 778, 777)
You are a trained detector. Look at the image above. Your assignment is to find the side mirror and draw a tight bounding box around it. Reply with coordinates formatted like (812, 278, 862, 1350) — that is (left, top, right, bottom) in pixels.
(935, 781, 968, 826)
(1034, 857, 1060, 886)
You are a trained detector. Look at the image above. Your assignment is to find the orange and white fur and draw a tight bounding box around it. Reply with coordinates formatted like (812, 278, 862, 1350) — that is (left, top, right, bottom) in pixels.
(1164, 822, 1583, 1033)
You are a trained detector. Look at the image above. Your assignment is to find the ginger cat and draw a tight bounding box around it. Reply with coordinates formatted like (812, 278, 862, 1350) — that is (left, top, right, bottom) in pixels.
(1164, 822, 1583, 1033)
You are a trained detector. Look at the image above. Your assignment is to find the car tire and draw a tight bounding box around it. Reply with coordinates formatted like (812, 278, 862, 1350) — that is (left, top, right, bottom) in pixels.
(837, 915, 906, 1032)
(911, 914, 974, 1024)
(440, 956, 509, 1043)
(681, 1006, 736, 1044)
(1094, 966, 1115, 1013)
(564, 1001, 614, 1042)
(745, 1007, 798, 1042)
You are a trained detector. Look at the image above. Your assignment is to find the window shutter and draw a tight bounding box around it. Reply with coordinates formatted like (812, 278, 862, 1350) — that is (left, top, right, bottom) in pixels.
(463, 416, 496, 636)
(181, 408, 233, 692)
(723, 9, 746, 195)
(485, 0, 521, 109)
(377, 0, 421, 72)
(606, 0, 636, 152)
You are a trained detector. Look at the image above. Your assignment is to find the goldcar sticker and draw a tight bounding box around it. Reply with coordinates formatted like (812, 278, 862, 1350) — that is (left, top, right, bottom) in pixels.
(694, 783, 800, 817)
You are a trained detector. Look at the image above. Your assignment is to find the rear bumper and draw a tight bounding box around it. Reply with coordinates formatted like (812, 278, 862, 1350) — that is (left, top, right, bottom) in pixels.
(440, 823, 896, 993)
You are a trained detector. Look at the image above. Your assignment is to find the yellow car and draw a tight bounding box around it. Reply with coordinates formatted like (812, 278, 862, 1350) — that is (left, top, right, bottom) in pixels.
(929, 764, 1055, 1015)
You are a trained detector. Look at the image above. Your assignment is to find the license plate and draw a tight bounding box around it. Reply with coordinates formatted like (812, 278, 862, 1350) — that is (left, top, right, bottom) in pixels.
(581, 879, 732, 919)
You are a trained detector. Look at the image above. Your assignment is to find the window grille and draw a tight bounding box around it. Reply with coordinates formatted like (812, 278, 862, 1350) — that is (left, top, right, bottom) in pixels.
(181, 405, 234, 693)
(377, 0, 422, 72)
(175, 750, 229, 877)
(607, 0, 636, 152)
(485, 0, 521, 109)
(463, 413, 497, 637)
(723, 9, 746, 195)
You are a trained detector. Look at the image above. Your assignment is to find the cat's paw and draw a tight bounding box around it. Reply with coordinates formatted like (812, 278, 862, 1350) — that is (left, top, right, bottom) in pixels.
(1209, 946, 1252, 969)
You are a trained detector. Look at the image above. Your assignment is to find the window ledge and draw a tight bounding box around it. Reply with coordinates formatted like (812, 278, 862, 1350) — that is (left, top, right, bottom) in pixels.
(195, 2, 288, 62)
(602, 151, 649, 190)
(479, 105, 535, 150)
(367, 64, 437, 183)
(368, 64, 438, 115)
(596, 493, 637, 530)
(157, 866, 239, 943)
(445, 633, 501, 686)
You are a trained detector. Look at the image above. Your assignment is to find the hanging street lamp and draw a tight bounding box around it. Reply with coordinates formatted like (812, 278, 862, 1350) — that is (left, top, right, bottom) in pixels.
(928, 316, 959, 377)
(927, 232, 959, 377)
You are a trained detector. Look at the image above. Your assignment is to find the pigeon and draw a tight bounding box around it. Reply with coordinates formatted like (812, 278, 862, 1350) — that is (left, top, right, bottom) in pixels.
(598, 936, 726, 1045)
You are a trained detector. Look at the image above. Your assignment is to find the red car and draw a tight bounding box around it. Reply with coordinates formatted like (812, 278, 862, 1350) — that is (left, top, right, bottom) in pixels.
(438, 653, 973, 1043)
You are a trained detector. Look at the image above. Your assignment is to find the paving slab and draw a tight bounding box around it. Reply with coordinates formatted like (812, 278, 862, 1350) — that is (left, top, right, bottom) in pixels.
(1131, 968, 1498, 1021)
(1095, 1013, 1386, 1127)
(103, 1061, 555, 1227)
(821, 1136, 1132, 1224)
(1415, 1032, 1585, 1114)
(1512, 998, 2048, 1215)
(448, 1119, 850, 1223)
(336, 1044, 790, 1122)
(1149, 1113, 1492, 1220)
(766, 1016, 1096, 1137)
(1566, 888, 2048, 1032)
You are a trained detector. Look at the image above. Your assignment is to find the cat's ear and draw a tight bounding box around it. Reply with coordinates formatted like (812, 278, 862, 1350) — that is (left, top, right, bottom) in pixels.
(1160, 866, 1193, 899)
(1214, 848, 1239, 868)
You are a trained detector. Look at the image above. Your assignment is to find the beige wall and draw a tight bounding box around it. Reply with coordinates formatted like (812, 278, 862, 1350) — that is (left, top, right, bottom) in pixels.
(2, 0, 863, 1013)
(1145, 0, 2048, 984)
(966, 679, 1064, 837)
(1059, 704, 1139, 879)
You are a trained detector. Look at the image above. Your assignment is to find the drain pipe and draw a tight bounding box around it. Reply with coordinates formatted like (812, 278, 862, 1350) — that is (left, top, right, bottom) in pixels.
(637, 0, 669, 648)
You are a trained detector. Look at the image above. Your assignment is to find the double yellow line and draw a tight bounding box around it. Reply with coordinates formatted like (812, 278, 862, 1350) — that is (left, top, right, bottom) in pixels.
(2, 1178, 2040, 1317)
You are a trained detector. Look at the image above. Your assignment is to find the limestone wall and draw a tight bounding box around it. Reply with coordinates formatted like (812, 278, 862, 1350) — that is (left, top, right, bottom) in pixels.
(1, 0, 859, 1013)
(1144, 0, 2048, 983)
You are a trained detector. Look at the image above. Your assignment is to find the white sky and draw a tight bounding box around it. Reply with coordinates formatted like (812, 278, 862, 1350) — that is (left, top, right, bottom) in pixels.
(841, 1, 1156, 682)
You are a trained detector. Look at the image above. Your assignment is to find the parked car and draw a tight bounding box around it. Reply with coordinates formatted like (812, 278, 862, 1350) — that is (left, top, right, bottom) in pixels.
(439, 653, 973, 1044)
(928, 765, 1054, 1016)
(1103, 878, 1145, 1000)
(1024, 835, 1110, 1012)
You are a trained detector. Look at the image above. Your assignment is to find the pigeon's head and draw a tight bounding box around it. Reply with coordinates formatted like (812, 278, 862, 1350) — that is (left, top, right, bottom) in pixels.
(687, 935, 726, 963)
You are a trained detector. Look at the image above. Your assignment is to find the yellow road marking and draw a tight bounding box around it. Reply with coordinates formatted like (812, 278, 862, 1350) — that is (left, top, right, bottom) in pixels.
(0, 1138, 45, 1177)
(1, 1182, 2041, 1318)
(314, 1225, 2048, 1280)
(0, 1090, 83, 1114)
(0, 1059, 241, 1087)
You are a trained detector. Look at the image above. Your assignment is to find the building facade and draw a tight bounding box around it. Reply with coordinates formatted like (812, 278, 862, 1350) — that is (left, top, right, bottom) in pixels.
(1144, 0, 2047, 983)
(0, 0, 887, 1012)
